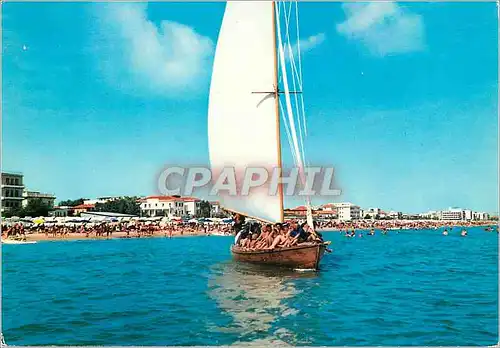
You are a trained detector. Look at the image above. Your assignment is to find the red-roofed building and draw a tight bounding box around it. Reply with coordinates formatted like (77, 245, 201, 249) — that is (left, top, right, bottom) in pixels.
(73, 203, 95, 215)
(284, 205, 337, 219)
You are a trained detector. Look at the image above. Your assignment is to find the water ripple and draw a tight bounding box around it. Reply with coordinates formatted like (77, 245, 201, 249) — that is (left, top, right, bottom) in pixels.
(2, 228, 498, 345)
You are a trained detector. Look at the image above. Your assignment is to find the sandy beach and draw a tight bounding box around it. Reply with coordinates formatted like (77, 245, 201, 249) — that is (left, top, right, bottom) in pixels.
(22, 230, 215, 243)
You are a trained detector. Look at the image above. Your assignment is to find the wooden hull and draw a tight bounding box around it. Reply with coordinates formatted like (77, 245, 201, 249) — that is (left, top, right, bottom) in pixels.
(231, 243, 327, 270)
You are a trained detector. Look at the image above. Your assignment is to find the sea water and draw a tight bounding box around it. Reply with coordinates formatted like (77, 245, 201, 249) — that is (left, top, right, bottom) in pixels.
(2, 227, 498, 345)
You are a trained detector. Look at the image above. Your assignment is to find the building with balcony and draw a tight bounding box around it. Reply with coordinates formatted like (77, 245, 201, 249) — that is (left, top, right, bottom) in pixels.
(51, 206, 73, 217)
(1, 172, 25, 213)
(473, 212, 490, 221)
(182, 197, 201, 217)
(361, 207, 381, 219)
(139, 196, 186, 217)
(441, 208, 466, 221)
(331, 202, 361, 221)
(73, 204, 96, 215)
(284, 205, 338, 219)
(22, 190, 56, 208)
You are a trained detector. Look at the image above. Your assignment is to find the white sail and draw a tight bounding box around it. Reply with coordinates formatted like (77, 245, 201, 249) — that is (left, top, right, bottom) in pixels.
(208, 1, 283, 223)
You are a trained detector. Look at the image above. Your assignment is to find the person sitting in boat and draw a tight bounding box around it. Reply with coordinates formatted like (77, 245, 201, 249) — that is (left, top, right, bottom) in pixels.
(235, 220, 260, 248)
(301, 223, 323, 243)
(265, 222, 305, 249)
(266, 224, 294, 249)
(233, 214, 246, 234)
(233, 214, 247, 245)
(252, 224, 273, 250)
(244, 222, 262, 249)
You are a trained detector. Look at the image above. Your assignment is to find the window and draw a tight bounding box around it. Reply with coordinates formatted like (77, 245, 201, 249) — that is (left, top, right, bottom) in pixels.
(5, 178, 10, 185)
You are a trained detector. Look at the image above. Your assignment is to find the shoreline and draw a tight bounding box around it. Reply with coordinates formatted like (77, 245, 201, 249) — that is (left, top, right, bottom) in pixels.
(5, 222, 496, 244)
(18, 230, 221, 243)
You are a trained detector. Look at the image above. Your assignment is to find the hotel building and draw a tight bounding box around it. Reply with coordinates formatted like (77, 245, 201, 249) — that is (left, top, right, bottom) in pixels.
(22, 191, 56, 208)
(332, 202, 361, 221)
(1, 172, 25, 213)
(139, 196, 187, 218)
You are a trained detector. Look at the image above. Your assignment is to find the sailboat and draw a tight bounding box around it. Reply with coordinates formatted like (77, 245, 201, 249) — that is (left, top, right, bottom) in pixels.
(208, 1, 329, 270)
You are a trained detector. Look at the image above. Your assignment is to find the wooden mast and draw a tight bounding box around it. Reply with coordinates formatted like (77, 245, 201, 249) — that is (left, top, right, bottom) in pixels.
(272, 1, 285, 223)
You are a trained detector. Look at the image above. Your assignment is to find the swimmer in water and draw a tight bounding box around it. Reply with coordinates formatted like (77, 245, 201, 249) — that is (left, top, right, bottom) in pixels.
(461, 229, 467, 237)
(443, 229, 448, 236)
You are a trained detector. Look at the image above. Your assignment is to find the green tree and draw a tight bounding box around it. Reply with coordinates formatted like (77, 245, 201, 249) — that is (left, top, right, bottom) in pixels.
(3, 207, 23, 218)
(24, 199, 51, 217)
(196, 200, 212, 218)
(364, 214, 371, 219)
(58, 198, 84, 207)
(3, 199, 51, 218)
(94, 197, 140, 215)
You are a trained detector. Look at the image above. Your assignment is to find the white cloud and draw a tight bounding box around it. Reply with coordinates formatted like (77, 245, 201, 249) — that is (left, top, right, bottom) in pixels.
(336, 2, 425, 57)
(295, 32, 326, 53)
(286, 33, 326, 61)
(92, 3, 214, 98)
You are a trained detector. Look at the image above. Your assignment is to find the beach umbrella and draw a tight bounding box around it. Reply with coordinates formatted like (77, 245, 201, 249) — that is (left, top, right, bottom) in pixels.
(33, 217, 45, 224)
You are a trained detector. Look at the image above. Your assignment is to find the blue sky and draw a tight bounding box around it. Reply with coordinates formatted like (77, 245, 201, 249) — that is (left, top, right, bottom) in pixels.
(2, 2, 498, 213)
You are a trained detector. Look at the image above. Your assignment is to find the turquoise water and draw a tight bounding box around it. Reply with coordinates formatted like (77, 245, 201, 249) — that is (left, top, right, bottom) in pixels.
(2, 227, 498, 346)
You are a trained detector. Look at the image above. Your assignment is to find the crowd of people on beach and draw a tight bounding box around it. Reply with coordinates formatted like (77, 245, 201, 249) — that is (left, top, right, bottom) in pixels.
(232, 214, 330, 252)
(315, 219, 495, 231)
(1, 220, 233, 241)
(1, 215, 497, 242)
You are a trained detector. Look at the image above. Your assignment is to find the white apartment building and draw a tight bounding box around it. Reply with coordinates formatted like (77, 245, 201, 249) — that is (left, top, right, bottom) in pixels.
(362, 208, 380, 219)
(386, 211, 401, 219)
(22, 191, 56, 208)
(1, 172, 25, 213)
(139, 196, 185, 218)
(462, 209, 473, 221)
(473, 212, 489, 221)
(183, 197, 201, 217)
(440, 208, 490, 221)
(420, 210, 441, 220)
(210, 201, 221, 216)
(441, 208, 463, 221)
(332, 202, 361, 221)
